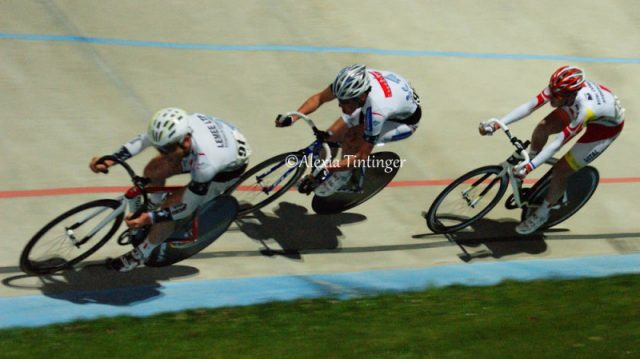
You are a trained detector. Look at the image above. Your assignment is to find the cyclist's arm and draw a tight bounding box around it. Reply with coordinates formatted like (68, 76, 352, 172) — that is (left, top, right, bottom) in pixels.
(530, 114, 585, 169)
(295, 86, 335, 119)
(326, 109, 378, 173)
(114, 134, 153, 161)
(326, 118, 349, 141)
(91, 134, 152, 173)
(500, 87, 551, 126)
(326, 142, 374, 173)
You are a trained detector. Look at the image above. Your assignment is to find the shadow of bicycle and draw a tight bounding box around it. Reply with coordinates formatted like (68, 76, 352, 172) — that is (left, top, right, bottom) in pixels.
(234, 202, 367, 259)
(2, 263, 199, 306)
(446, 217, 550, 261)
(414, 214, 552, 261)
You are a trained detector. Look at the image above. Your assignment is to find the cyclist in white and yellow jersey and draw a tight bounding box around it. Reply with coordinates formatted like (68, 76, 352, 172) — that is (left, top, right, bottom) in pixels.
(480, 66, 625, 235)
(89, 108, 251, 271)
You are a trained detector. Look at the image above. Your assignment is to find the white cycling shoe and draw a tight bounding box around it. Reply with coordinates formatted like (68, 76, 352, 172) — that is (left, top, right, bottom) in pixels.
(108, 247, 146, 272)
(515, 211, 549, 235)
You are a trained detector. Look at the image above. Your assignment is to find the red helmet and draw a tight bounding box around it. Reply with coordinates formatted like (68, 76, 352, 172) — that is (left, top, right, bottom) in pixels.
(549, 65, 585, 96)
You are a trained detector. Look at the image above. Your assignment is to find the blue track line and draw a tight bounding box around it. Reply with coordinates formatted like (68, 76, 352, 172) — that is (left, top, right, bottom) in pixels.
(1, 253, 639, 329)
(2, 33, 639, 64)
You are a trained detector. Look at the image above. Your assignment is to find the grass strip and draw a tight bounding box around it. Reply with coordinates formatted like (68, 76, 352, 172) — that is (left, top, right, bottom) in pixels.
(1, 274, 638, 358)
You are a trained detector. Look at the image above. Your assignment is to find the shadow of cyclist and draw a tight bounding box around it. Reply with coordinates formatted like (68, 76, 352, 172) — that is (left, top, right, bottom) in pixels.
(235, 202, 367, 259)
(2, 264, 199, 305)
(440, 217, 549, 261)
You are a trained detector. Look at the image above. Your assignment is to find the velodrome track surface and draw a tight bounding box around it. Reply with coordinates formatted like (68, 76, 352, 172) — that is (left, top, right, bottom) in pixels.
(1, 1, 639, 327)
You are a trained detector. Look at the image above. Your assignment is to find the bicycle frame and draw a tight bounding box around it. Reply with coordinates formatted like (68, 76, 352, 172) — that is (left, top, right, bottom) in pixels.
(67, 198, 126, 247)
(487, 119, 532, 209)
(425, 119, 597, 235)
(73, 156, 183, 246)
(253, 111, 332, 194)
(486, 119, 567, 210)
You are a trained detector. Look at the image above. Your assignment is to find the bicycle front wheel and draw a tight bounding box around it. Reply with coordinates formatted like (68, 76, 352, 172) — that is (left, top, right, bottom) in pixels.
(20, 199, 124, 275)
(425, 165, 508, 234)
(224, 152, 306, 216)
(521, 166, 599, 229)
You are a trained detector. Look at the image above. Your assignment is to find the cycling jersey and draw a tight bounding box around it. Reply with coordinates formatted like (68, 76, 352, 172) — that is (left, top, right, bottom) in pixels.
(115, 113, 250, 221)
(500, 81, 625, 169)
(341, 69, 420, 144)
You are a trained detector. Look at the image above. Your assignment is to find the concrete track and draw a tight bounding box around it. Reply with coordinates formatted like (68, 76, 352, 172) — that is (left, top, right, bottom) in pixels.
(1, 1, 638, 311)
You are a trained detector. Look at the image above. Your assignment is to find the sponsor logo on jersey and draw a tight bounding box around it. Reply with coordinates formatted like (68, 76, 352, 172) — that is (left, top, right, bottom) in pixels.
(370, 71, 392, 97)
(584, 149, 602, 163)
(197, 114, 228, 148)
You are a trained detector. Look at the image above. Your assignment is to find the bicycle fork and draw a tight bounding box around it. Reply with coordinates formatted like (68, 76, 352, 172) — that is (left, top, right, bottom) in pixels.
(461, 174, 502, 208)
(65, 200, 126, 247)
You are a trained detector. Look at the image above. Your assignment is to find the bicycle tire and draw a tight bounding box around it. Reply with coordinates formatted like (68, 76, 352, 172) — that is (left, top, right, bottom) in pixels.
(146, 196, 239, 267)
(20, 199, 124, 275)
(425, 165, 508, 234)
(224, 152, 306, 216)
(311, 152, 400, 214)
(521, 166, 599, 229)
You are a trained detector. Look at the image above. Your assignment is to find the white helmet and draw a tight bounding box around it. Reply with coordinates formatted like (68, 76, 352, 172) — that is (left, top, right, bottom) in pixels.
(331, 64, 371, 100)
(147, 107, 190, 147)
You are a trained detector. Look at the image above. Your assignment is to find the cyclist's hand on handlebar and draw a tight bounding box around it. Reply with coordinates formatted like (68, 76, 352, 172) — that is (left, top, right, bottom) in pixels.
(513, 161, 534, 180)
(478, 119, 500, 136)
(315, 129, 333, 142)
(125, 211, 152, 229)
(275, 114, 296, 127)
(90, 156, 114, 174)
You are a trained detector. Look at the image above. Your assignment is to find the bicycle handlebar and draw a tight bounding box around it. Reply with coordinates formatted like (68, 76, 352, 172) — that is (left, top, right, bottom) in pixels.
(96, 155, 149, 219)
(284, 111, 333, 173)
(285, 111, 319, 130)
(487, 119, 530, 164)
(285, 111, 331, 141)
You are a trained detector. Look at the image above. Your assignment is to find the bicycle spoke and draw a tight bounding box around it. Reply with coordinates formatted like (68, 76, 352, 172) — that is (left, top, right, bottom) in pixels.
(227, 153, 305, 215)
(21, 199, 123, 274)
(426, 166, 507, 234)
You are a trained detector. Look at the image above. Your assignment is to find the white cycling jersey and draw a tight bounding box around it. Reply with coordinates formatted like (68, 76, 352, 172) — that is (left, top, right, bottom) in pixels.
(117, 113, 250, 221)
(500, 81, 625, 169)
(341, 69, 419, 144)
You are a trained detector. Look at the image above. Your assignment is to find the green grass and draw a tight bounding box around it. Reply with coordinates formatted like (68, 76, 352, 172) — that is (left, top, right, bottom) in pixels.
(1, 275, 639, 359)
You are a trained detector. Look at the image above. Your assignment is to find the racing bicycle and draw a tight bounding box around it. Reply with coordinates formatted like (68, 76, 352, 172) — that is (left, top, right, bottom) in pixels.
(424, 119, 599, 234)
(20, 156, 238, 275)
(224, 111, 401, 216)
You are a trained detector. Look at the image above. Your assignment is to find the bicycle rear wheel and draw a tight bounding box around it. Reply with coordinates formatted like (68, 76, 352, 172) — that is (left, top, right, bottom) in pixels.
(146, 196, 238, 267)
(425, 165, 508, 234)
(224, 152, 306, 216)
(20, 199, 124, 275)
(521, 166, 599, 229)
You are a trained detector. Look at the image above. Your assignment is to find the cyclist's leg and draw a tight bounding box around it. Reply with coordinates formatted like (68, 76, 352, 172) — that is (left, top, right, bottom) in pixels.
(110, 157, 185, 271)
(549, 125, 623, 204)
(530, 108, 569, 154)
(122, 166, 247, 266)
(544, 157, 575, 207)
(376, 121, 418, 144)
(518, 123, 622, 234)
(314, 170, 353, 197)
(143, 153, 186, 205)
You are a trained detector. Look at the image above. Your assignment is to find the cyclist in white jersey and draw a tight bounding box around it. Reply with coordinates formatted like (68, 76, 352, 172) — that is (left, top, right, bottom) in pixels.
(479, 66, 625, 235)
(89, 108, 251, 271)
(275, 64, 421, 196)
